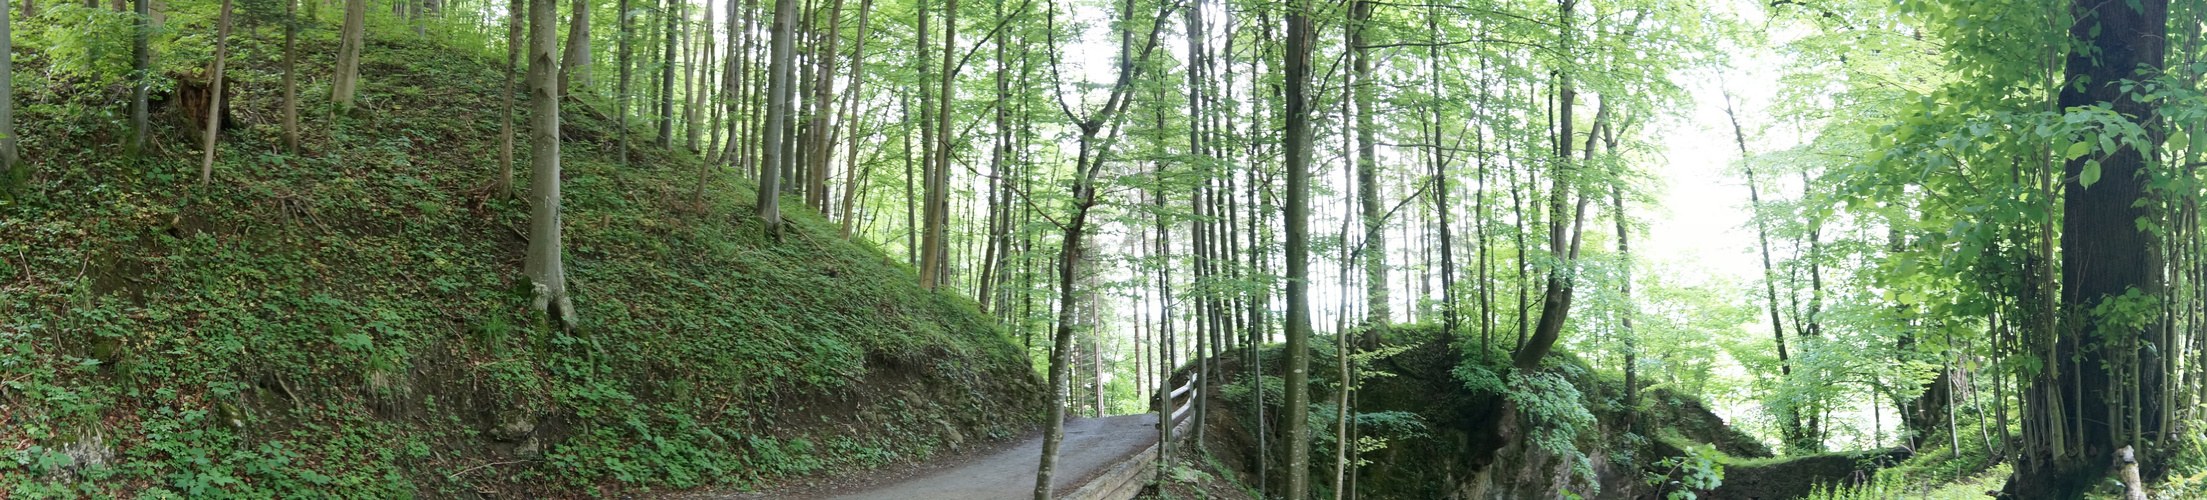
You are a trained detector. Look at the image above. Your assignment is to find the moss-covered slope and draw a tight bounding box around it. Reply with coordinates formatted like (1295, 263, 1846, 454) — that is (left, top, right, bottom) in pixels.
(0, 6, 1039, 498)
(1168, 326, 1893, 500)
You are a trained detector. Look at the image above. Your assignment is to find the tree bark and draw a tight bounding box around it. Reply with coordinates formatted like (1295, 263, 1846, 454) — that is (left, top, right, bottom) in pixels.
(657, 0, 678, 147)
(1282, 0, 1315, 495)
(919, 0, 959, 290)
(525, 0, 576, 327)
(1350, 0, 1386, 334)
(2005, 0, 2169, 494)
(691, 0, 716, 204)
(756, 0, 796, 234)
(834, 0, 874, 237)
(617, 0, 633, 166)
(0, 0, 14, 189)
(1509, 0, 1591, 371)
(560, 0, 593, 96)
(497, 0, 522, 196)
(1724, 92, 1806, 449)
(331, 0, 365, 113)
(1033, 2, 1175, 497)
(804, 0, 843, 213)
(198, 0, 233, 185)
(281, 0, 300, 154)
(685, 1, 707, 152)
(1609, 118, 1637, 432)
(124, 0, 148, 159)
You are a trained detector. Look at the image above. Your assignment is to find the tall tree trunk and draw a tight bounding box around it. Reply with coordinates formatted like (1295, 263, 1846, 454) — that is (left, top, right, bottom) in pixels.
(834, 0, 874, 237)
(1350, 0, 1386, 334)
(1509, 0, 1591, 371)
(912, 0, 931, 270)
(1724, 92, 1805, 449)
(1034, 1, 1173, 496)
(706, 10, 726, 165)
(559, 0, 592, 96)
(919, 0, 959, 290)
(198, 0, 233, 185)
(331, 0, 365, 113)
(281, 0, 300, 154)
(1183, 0, 1211, 453)
(1151, 160, 1177, 487)
(976, 0, 1010, 307)
(0, 0, 14, 189)
(691, 0, 716, 204)
(756, 0, 795, 234)
(1282, 0, 1316, 495)
(1428, 9, 1455, 340)
(617, 0, 633, 166)
(721, 0, 750, 169)
(526, 0, 576, 327)
(117, 0, 142, 154)
(657, 0, 679, 147)
(805, 0, 843, 213)
(685, 3, 707, 152)
(2006, 0, 2169, 494)
(496, 0, 521, 195)
(1609, 118, 1638, 433)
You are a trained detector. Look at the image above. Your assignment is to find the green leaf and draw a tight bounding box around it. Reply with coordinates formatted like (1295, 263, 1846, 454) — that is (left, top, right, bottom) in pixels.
(2080, 160, 2102, 188)
(2064, 140, 2091, 160)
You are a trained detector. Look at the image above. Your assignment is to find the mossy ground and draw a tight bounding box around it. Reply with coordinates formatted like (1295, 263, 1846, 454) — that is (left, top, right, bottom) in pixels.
(1, 5, 1039, 498)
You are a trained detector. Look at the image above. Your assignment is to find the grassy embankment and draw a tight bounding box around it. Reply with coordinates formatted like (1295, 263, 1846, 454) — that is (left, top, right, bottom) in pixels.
(1, 6, 1040, 497)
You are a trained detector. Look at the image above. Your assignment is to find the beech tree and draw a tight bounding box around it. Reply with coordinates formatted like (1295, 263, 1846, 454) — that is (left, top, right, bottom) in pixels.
(525, 0, 575, 327)
(0, 0, 13, 191)
(197, 0, 233, 185)
(755, 0, 795, 234)
(655, 0, 677, 148)
(127, 0, 150, 157)
(281, 0, 299, 154)
(1031, 0, 1176, 496)
(559, 0, 592, 95)
(0, 0, 13, 188)
(1281, 0, 1315, 496)
(332, 0, 367, 112)
(496, 0, 522, 195)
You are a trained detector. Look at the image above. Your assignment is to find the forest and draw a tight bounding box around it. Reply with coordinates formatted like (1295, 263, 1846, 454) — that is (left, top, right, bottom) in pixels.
(0, 0, 2203, 496)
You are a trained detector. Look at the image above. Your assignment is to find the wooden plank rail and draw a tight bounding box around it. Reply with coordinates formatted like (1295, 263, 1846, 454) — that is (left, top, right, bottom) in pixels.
(1065, 366, 1203, 500)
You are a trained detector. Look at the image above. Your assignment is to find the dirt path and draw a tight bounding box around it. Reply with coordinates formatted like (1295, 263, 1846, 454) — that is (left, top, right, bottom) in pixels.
(696, 414, 1161, 500)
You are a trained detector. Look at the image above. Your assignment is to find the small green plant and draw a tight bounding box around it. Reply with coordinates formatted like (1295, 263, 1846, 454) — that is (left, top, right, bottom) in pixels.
(1647, 444, 1725, 500)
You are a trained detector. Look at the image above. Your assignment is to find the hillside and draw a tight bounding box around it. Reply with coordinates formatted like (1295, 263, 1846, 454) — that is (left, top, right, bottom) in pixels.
(0, 8, 1039, 498)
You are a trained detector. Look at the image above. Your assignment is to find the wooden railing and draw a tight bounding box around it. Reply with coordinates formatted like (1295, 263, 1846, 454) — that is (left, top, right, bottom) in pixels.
(1162, 373, 1199, 430)
(1062, 370, 1203, 500)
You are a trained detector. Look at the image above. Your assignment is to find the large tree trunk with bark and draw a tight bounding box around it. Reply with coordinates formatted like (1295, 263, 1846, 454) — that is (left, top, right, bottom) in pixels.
(198, 0, 233, 185)
(497, 0, 522, 196)
(331, 0, 366, 113)
(918, 0, 959, 290)
(756, 0, 795, 233)
(126, 0, 151, 159)
(1350, 0, 1386, 335)
(559, 0, 593, 96)
(525, 0, 576, 328)
(281, 0, 299, 154)
(1282, 0, 1315, 496)
(657, 0, 679, 148)
(0, 0, 15, 189)
(1508, 0, 1589, 372)
(835, 0, 874, 237)
(2004, 0, 2169, 496)
(617, 0, 633, 166)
